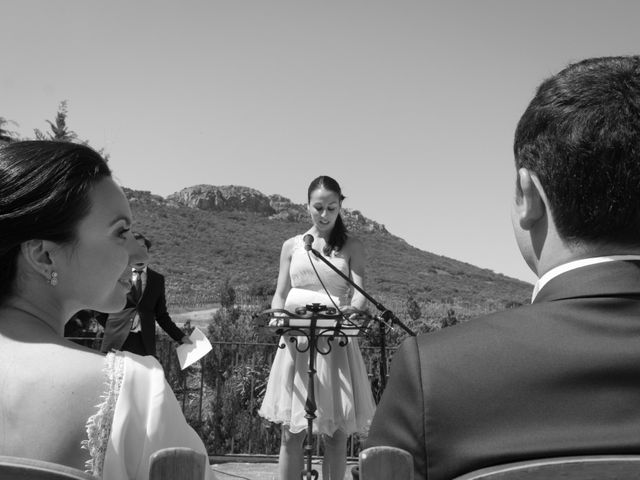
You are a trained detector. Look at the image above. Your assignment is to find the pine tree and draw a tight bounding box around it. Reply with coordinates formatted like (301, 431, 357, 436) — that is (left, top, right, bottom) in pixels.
(34, 101, 78, 141)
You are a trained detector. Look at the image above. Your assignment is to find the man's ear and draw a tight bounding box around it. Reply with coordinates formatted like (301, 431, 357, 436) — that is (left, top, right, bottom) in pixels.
(515, 168, 546, 230)
(20, 239, 57, 280)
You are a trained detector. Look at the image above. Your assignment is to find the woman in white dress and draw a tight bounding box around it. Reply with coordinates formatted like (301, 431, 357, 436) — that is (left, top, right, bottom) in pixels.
(259, 175, 376, 480)
(0, 141, 214, 480)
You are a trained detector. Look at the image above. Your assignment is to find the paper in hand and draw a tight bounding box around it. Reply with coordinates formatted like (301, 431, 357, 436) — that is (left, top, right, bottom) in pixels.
(176, 327, 213, 370)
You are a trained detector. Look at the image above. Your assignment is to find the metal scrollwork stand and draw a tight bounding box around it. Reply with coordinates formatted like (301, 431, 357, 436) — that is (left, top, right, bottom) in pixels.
(257, 303, 373, 480)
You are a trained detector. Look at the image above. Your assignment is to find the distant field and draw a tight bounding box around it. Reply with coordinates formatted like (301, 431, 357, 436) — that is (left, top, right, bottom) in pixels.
(170, 303, 219, 314)
(171, 307, 218, 329)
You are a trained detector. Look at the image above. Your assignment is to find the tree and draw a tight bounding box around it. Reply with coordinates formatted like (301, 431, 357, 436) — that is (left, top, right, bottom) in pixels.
(0, 116, 18, 143)
(34, 100, 78, 142)
(405, 294, 422, 321)
(32, 101, 110, 161)
(217, 277, 237, 309)
(443, 308, 459, 328)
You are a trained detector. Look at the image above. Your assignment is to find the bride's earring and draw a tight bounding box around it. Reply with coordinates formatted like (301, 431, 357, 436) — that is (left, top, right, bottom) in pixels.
(48, 271, 58, 286)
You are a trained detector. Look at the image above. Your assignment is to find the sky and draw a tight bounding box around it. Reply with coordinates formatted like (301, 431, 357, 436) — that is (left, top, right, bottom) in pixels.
(2, 1, 640, 284)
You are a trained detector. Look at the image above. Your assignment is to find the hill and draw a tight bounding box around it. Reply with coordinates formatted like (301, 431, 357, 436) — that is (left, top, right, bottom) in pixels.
(126, 185, 532, 317)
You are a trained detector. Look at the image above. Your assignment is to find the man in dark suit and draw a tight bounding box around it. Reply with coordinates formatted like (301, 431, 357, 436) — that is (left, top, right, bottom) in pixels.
(366, 56, 640, 479)
(99, 233, 191, 356)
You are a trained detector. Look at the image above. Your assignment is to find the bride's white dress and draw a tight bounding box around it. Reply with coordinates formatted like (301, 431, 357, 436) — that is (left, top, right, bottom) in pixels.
(258, 235, 376, 436)
(83, 351, 214, 480)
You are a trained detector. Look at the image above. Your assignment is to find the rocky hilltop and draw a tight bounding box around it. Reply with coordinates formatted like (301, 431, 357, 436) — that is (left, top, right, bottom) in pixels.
(167, 185, 275, 214)
(166, 184, 387, 233)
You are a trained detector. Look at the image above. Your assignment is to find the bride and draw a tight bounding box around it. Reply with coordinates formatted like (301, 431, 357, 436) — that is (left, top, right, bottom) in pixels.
(0, 141, 214, 479)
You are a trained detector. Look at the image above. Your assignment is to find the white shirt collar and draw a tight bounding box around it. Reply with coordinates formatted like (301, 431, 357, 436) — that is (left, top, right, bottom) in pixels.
(531, 255, 640, 302)
(132, 266, 147, 275)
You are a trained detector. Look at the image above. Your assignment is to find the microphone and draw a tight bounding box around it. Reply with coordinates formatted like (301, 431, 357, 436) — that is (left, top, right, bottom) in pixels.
(303, 234, 314, 251)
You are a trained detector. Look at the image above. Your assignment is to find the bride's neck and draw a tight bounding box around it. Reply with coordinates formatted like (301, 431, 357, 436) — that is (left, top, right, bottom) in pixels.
(0, 297, 64, 337)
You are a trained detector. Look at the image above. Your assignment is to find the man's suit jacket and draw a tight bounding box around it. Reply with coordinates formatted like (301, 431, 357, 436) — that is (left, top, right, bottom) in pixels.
(100, 267, 184, 356)
(366, 260, 640, 480)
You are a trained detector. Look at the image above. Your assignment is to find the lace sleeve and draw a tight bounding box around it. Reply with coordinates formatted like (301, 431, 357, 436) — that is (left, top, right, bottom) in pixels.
(82, 351, 125, 477)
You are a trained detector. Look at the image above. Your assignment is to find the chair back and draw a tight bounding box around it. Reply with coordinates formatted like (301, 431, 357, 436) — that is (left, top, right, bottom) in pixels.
(0, 455, 97, 480)
(355, 446, 414, 480)
(452, 455, 640, 480)
(148, 447, 208, 480)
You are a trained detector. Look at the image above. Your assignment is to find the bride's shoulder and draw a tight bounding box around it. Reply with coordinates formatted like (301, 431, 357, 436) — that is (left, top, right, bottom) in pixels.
(35, 347, 111, 410)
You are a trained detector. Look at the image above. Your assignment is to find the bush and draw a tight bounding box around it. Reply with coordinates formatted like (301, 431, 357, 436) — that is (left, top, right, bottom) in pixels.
(217, 278, 236, 309)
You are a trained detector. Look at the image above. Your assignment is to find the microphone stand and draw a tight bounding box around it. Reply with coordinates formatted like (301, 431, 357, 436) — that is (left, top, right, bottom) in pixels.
(304, 243, 415, 390)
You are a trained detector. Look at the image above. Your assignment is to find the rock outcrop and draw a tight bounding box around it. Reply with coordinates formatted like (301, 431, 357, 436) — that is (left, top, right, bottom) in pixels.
(166, 184, 388, 233)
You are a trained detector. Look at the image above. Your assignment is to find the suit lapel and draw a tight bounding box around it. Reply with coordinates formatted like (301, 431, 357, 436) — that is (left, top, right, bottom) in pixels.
(141, 268, 156, 303)
(126, 289, 137, 307)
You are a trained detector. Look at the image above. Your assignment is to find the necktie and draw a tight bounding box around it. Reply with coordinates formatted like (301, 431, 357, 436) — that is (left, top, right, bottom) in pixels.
(132, 270, 143, 303)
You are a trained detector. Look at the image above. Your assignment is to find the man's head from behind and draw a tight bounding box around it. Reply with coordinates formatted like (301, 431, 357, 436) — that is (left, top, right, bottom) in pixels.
(513, 56, 640, 269)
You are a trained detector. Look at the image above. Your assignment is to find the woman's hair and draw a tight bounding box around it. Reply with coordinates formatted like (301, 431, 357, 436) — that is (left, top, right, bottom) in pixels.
(0, 141, 112, 303)
(307, 175, 348, 254)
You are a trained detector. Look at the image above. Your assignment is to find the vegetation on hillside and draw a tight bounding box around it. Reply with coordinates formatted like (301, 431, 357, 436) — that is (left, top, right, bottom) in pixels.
(127, 188, 532, 326)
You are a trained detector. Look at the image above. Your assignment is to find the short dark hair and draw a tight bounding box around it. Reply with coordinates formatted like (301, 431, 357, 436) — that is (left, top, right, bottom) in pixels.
(514, 55, 640, 246)
(133, 232, 152, 250)
(0, 140, 111, 303)
(307, 175, 348, 254)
